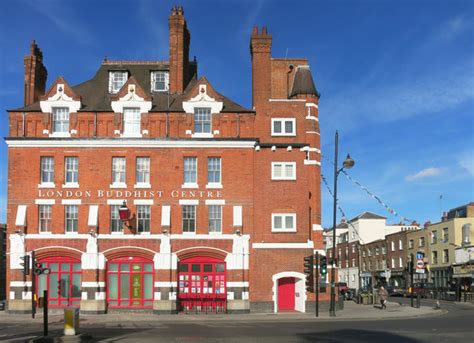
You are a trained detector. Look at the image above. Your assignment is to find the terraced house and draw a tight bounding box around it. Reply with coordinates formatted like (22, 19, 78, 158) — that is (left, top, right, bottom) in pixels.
(5, 7, 325, 314)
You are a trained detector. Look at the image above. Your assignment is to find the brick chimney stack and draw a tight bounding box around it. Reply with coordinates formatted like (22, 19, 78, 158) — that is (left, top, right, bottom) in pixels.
(24, 40, 47, 106)
(169, 6, 190, 94)
(250, 26, 272, 109)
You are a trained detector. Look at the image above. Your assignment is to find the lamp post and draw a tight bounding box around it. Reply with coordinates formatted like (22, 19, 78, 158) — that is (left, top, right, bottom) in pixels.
(118, 201, 132, 230)
(330, 130, 355, 317)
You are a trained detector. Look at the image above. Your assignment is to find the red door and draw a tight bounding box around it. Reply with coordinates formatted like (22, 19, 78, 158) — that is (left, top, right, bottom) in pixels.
(278, 277, 295, 311)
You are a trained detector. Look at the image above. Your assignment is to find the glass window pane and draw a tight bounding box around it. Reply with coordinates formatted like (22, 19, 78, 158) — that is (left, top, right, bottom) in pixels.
(179, 264, 188, 272)
(285, 120, 293, 134)
(50, 263, 58, 272)
(274, 216, 282, 229)
(61, 263, 70, 272)
(273, 121, 282, 133)
(60, 274, 70, 298)
(49, 274, 58, 298)
(192, 264, 200, 272)
(144, 274, 153, 299)
(204, 264, 212, 272)
(108, 274, 118, 299)
(285, 216, 294, 229)
(72, 264, 81, 272)
(109, 264, 119, 272)
(72, 274, 81, 298)
(120, 264, 130, 272)
(215, 264, 225, 273)
(184, 157, 197, 184)
(120, 274, 130, 300)
(144, 264, 153, 272)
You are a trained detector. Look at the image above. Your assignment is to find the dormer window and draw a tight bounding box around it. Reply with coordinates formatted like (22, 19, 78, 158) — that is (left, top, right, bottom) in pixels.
(151, 71, 169, 92)
(194, 107, 211, 134)
(109, 71, 128, 94)
(52, 107, 69, 134)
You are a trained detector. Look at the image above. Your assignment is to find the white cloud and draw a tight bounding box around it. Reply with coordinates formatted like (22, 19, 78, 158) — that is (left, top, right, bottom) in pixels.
(405, 167, 446, 182)
(457, 150, 474, 176)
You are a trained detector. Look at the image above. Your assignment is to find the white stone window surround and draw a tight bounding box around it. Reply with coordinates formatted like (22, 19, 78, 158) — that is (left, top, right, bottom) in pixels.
(271, 162, 296, 180)
(122, 107, 142, 138)
(272, 213, 297, 232)
(40, 84, 81, 138)
(182, 84, 223, 138)
(182, 156, 198, 189)
(271, 118, 296, 137)
(111, 84, 152, 136)
(151, 71, 169, 92)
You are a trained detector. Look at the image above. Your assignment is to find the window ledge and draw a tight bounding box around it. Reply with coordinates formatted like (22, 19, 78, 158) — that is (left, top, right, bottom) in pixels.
(49, 132, 71, 138)
(271, 178, 297, 181)
(120, 133, 143, 138)
(271, 134, 296, 137)
(182, 231, 196, 235)
(65, 231, 79, 235)
(62, 183, 79, 189)
(39, 231, 52, 235)
(209, 231, 222, 235)
(111, 231, 124, 235)
(206, 183, 222, 189)
(134, 183, 151, 189)
(38, 183, 55, 189)
(181, 183, 199, 189)
(271, 229, 297, 233)
(110, 183, 127, 189)
(191, 133, 214, 138)
(138, 232, 151, 235)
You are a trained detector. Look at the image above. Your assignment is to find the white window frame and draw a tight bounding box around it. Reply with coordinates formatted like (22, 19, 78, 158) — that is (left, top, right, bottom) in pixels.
(443, 249, 449, 263)
(151, 71, 169, 92)
(51, 107, 70, 136)
(64, 156, 79, 188)
(111, 157, 126, 188)
(40, 156, 55, 187)
(391, 258, 396, 269)
(194, 107, 212, 135)
(271, 213, 297, 232)
(39, 205, 52, 233)
(109, 71, 128, 94)
(271, 162, 296, 180)
(399, 257, 403, 268)
(207, 157, 222, 188)
(65, 205, 78, 233)
(391, 241, 395, 251)
(271, 118, 296, 136)
(182, 205, 196, 234)
(208, 205, 222, 234)
(110, 205, 122, 233)
(419, 237, 425, 247)
(136, 205, 151, 234)
(183, 157, 198, 188)
(399, 239, 403, 250)
(135, 157, 151, 188)
(122, 107, 141, 137)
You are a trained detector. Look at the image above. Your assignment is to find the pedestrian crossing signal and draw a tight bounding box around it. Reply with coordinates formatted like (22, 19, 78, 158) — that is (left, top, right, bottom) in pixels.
(34, 262, 51, 275)
(304, 255, 314, 292)
(20, 255, 30, 275)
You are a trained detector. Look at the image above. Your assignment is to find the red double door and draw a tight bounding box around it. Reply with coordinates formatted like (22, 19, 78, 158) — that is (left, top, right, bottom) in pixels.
(178, 257, 226, 312)
(278, 277, 296, 311)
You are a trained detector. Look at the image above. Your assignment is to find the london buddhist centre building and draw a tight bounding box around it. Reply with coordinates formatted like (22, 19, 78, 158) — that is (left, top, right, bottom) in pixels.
(5, 6, 325, 314)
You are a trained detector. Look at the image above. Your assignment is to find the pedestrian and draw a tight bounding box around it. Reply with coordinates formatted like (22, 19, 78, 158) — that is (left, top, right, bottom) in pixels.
(378, 286, 388, 310)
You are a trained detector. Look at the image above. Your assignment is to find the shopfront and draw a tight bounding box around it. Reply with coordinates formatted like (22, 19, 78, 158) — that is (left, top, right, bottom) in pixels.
(37, 257, 81, 307)
(106, 257, 154, 308)
(178, 257, 226, 313)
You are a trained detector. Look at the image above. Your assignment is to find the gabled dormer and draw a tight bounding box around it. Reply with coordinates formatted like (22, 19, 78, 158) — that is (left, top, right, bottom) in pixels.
(108, 68, 129, 94)
(40, 76, 81, 137)
(182, 77, 224, 138)
(111, 76, 152, 137)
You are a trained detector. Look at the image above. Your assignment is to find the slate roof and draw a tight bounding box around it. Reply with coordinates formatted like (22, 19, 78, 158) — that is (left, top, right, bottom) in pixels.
(11, 62, 254, 113)
(290, 65, 319, 98)
(348, 212, 387, 223)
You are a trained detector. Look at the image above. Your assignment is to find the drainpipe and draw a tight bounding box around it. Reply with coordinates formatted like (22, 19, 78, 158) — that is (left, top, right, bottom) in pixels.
(22, 112, 26, 137)
(93, 112, 97, 137)
(237, 113, 241, 138)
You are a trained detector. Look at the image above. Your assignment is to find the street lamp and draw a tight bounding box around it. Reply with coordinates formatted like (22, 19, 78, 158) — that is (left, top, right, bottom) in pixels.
(330, 130, 355, 317)
(118, 201, 133, 230)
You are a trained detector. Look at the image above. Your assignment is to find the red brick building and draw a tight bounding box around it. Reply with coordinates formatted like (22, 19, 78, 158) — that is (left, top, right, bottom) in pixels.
(5, 7, 324, 314)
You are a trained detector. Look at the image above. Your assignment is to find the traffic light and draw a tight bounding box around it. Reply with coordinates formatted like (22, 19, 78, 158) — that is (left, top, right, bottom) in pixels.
(34, 262, 51, 275)
(304, 255, 314, 292)
(320, 255, 328, 276)
(20, 255, 30, 275)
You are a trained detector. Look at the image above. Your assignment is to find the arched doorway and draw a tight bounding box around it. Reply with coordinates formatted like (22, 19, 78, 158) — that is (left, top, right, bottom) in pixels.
(37, 257, 81, 308)
(106, 256, 153, 308)
(178, 256, 226, 313)
(272, 272, 306, 313)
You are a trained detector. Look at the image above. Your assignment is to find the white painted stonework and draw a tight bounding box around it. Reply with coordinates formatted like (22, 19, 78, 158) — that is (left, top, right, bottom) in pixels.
(154, 236, 178, 270)
(9, 234, 25, 269)
(272, 271, 306, 313)
(226, 235, 250, 270)
(40, 83, 81, 113)
(111, 84, 152, 114)
(182, 84, 223, 114)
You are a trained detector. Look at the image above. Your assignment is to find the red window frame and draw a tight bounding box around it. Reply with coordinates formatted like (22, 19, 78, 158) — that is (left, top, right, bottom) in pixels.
(178, 256, 226, 312)
(36, 257, 81, 308)
(106, 257, 154, 308)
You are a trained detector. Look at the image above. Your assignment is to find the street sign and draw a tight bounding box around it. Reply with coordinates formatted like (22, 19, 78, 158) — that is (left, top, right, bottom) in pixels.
(416, 260, 424, 269)
(416, 252, 423, 260)
(416, 268, 425, 274)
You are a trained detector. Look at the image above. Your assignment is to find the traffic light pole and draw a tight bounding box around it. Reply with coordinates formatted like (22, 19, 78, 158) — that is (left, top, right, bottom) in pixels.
(410, 253, 414, 308)
(315, 252, 319, 317)
(31, 250, 36, 319)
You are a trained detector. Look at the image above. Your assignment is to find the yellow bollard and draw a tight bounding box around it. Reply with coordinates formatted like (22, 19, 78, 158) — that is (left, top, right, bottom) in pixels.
(64, 307, 80, 336)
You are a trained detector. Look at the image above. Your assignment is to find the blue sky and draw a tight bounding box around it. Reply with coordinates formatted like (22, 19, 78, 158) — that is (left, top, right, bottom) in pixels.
(0, 0, 473, 227)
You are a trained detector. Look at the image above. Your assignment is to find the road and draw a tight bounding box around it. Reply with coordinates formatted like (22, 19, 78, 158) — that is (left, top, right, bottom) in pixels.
(0, 299, 472, 342)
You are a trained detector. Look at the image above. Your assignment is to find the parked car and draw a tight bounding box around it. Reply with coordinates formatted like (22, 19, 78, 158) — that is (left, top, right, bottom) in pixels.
(386, 285, 405, 297)
(407, 282, 434, 298)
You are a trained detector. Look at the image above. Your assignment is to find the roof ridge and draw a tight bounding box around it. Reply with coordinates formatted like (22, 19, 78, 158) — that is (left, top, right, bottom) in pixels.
(102, 60, 168, 65)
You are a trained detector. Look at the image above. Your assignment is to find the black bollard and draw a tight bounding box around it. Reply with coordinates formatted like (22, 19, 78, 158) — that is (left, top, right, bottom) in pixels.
(416, 293, 421, 308)
(43, 290, 48, 336)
